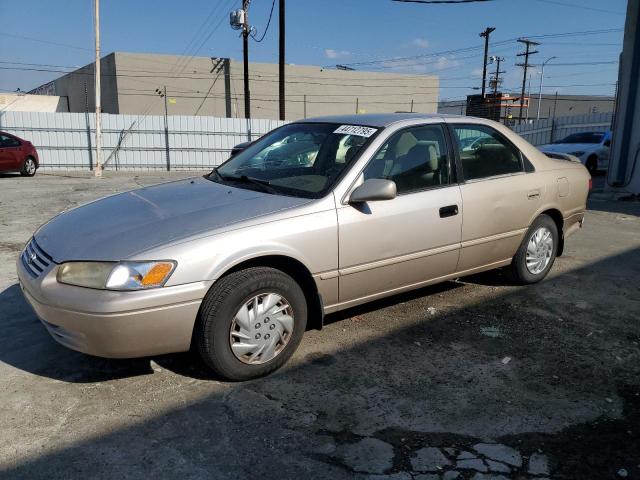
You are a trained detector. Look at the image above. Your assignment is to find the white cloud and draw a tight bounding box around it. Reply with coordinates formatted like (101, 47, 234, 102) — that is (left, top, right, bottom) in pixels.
(412, 38, 429, 49)
(471, 68, 483, 77)
(434, 56, 461, 70)
(381, 57, 427, 72)
(324, 49, 350, 59)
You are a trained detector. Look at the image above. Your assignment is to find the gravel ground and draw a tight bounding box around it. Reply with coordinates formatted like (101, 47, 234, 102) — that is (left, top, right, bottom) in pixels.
(0, 171, 639, 480)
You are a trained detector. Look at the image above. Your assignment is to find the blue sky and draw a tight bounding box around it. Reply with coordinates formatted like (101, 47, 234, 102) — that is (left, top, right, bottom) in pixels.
(0, 0, 627, 101)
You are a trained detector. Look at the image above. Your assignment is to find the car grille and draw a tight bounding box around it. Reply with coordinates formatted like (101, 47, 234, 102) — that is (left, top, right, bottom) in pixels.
(21, 238, 54, 278)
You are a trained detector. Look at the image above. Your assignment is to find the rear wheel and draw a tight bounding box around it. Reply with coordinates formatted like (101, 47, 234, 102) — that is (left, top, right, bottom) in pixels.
(586, 155, 598, 174)
(508, 214, 558, 284)
(195, 267, 307, 381)
(20, 157, 37, 177)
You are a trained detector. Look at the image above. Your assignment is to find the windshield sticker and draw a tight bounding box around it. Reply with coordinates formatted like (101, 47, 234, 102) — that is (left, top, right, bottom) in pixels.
(333, 125, 378, 138)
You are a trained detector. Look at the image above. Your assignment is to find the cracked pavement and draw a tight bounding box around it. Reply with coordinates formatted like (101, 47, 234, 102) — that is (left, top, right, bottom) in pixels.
(0, 172, 639, 479)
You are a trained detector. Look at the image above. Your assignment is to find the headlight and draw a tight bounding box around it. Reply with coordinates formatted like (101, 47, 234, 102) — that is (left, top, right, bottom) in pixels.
(57, 261, 176, 290)
(569, 151, 585, 157)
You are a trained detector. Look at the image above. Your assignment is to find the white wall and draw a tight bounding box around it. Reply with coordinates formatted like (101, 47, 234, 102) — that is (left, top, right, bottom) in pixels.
(0, 94, 68, 113)
(0, 111, 284, 170)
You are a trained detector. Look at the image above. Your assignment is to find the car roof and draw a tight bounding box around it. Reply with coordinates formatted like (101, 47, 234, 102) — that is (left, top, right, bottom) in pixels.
(301, 113, 465, 128)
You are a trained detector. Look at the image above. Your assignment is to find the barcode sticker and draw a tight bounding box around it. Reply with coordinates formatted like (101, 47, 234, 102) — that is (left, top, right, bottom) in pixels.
(333, 125, 378, 138)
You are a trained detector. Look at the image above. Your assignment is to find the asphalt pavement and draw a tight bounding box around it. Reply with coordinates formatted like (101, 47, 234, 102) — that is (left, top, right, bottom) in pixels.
(1, 171, 638, 480)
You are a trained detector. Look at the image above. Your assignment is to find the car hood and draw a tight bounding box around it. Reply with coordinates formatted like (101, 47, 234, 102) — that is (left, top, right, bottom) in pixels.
(539, 143, 597, 154)
(35, 177, 310, 262)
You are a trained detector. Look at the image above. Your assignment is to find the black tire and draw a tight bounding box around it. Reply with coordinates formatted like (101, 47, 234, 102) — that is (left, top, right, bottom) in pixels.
(20, 157, 37, 177)
(586, 155, 598, 174)
(508, 214, 559, 285)
(195, 267, 307, 381)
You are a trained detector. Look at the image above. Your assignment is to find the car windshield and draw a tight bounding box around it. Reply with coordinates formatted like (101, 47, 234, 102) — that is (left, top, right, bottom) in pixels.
(558, 132, 604, 144)
(211, 122, 377, 198)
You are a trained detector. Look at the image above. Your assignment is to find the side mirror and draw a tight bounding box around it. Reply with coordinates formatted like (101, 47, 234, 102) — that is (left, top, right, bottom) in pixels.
(230, 141, 252, 157)
(349, 179, 397, 203)
(604, 139, 611, 147)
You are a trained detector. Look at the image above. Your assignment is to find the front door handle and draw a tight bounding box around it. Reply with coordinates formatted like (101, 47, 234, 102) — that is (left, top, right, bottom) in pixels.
(439, 204, 459, 218)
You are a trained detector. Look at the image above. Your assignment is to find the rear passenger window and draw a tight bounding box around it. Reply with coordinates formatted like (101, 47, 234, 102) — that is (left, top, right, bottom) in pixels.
(363, 124, 450, 194)
(452, 125, 523, 181)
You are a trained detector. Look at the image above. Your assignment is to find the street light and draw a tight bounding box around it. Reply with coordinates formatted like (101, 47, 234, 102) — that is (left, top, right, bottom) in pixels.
(537, 56, 557, 121)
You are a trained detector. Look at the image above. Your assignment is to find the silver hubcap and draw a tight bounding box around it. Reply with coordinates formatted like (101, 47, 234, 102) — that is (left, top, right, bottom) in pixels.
(229, 293, 294, 365)
(526, 226, 554, 275)
(25, 159, 35, 174)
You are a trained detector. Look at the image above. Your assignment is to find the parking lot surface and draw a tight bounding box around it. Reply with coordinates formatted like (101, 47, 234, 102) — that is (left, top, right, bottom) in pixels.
(1, 171, 639, 479)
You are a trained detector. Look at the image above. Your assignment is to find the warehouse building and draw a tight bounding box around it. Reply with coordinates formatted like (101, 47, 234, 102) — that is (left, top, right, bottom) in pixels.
(30, 52, 439, 120)
(438, 93, 615, 121)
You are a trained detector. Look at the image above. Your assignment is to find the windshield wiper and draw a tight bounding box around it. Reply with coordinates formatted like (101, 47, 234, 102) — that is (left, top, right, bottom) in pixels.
(225, 175, 279, 194)
(207, 166, 228, 182)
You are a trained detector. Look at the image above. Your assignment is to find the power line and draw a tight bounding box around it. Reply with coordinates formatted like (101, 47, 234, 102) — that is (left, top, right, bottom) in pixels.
(542, 41, 622, 46)
(118, 88, 463, 97)
(543, 61, 619, 66)
(532, 0, 625, 15)
(0, 59, 448, 82)
(0, 32, 93, 52)
(117, 91, 447, 104)
(4, 56, 619, 94)
(251, 0, 276, 42)
(525, 27, 623, 39)
(328, 28, 622, 69)
(392, 0, 493, 3)
(2, 55, 618, 80)
(0, 66, 450, 89)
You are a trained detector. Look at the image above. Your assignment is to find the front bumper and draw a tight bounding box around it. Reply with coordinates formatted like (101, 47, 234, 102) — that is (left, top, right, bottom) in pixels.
(17, 255, 211, 358)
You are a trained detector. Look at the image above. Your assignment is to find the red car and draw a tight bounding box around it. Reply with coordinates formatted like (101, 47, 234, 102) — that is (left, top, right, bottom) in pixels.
(0, 131, 39, 176)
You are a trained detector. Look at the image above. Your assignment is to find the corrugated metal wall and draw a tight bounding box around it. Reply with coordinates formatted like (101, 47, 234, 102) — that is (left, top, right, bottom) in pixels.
(0, 111, 286, 170)
(1, 110, 614, 168)
(511, 112, 613, 146)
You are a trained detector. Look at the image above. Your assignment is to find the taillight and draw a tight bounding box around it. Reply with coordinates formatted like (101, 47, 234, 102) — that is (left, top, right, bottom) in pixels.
(588, 178, 593, 190)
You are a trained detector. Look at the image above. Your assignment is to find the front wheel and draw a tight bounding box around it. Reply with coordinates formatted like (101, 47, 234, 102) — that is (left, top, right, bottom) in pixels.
(508, 214, 558, 284)
(20, 157, 37, 177)
(195, 267, 307, 381)
(586, 155, 598, 174)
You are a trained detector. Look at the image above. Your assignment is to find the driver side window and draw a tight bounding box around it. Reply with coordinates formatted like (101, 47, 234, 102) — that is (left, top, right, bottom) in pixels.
(363, 124, 450, 194)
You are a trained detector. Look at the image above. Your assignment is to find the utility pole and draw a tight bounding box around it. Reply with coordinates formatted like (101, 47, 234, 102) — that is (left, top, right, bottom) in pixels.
(243, 0, 251, 119)
(516, 38, 539, 125)
(490, 56, 504, 96)
(479, 27, 495, 98)
(231, 3, 252, 118)
(526, 74, 532, 121)
(93, 0, 102, 177)
(550, 90, 558, 143)
(537, 56, 556, 120)
(278, 0, 285, 120)
(489, 56, 504, 123)
(84, 81, 93, 169)
(156, 87, 171, 171)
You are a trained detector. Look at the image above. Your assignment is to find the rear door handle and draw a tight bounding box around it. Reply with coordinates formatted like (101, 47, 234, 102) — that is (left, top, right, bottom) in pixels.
(439, 204, 459, 218)
(527, 189, 541, 199)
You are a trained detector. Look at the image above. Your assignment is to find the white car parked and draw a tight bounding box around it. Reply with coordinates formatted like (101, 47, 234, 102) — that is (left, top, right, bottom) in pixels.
(539, 131, 611, 174)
